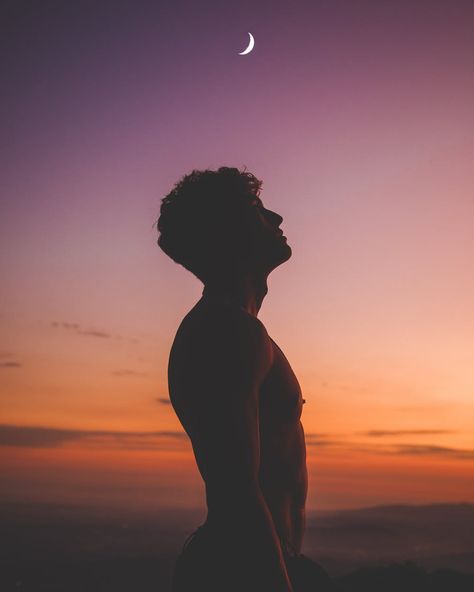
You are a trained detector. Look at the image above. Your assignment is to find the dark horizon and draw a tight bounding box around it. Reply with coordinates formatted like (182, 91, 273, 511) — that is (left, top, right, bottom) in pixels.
(2, 500, 473, 590)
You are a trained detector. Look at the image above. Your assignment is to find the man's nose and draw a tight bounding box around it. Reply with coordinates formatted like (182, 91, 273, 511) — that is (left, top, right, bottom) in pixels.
(266, 209, 283, 226)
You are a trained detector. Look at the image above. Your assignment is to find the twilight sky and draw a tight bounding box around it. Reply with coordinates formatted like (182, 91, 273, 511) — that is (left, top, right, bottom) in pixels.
(1, 0, 473, 511)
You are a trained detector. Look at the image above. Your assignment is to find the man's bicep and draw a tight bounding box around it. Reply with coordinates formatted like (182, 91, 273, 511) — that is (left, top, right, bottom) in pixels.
(188, 319, 271, 491)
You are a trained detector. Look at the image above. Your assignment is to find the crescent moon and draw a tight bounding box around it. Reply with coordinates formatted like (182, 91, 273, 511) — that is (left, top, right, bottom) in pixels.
(238, 32, 255, 56)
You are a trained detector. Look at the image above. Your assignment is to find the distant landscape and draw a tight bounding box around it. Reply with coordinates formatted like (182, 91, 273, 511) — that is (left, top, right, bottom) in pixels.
(1, 501, 473, 591)
(304, 502, 474, 575)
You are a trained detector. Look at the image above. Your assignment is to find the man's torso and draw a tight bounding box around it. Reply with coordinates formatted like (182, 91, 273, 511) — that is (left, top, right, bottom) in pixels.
(168, 296, 308, 552)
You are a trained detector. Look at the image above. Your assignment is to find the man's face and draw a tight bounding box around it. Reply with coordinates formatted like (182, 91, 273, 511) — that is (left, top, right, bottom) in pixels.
(241, 196, 292, 272)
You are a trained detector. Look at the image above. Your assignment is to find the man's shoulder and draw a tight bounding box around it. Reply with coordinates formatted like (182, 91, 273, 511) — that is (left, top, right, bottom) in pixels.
(173, 301, 272, 370)
(183, 299, 269, 341)
(169, 303, 274, 402)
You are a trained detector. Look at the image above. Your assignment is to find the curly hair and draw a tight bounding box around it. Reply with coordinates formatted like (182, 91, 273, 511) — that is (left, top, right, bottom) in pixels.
(156, 167, 263, 281)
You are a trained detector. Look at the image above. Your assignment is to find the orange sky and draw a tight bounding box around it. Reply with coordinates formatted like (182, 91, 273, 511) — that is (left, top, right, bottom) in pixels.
(1, 0, 474, 512)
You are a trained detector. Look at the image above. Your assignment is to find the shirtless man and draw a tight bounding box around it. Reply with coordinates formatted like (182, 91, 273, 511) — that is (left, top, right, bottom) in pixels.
(156, 167, 330, 592)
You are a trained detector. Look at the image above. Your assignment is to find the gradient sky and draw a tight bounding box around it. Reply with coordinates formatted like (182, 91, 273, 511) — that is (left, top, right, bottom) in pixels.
(1, 0, 473, 511)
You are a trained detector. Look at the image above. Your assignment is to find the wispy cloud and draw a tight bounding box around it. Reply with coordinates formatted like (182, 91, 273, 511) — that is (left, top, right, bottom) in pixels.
(0, 352, 22, 368)
(305, 433, 345, 448)
(0, 361, 22, 368)
(51, 322, 112, 339)
(393, 404, 457, 414)
(2, 424, 472, 461)
(79, 329, 111, 338)
(0, 424, 187, 450)
(362, 429, 456, 437)
(156, 398, 171, 405)
(389, 444, 474, 460)
(304, 432, 474, 460)
(112, 369, 147, 377)
(51, 322, 80, 330)
(395, 406, 443, 413)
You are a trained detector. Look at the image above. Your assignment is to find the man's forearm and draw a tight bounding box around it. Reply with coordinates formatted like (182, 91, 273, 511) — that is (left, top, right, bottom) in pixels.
(291, 506, 306, 553)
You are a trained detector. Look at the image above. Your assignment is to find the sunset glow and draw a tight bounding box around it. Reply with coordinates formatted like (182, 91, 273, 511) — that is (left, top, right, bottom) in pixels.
(2, 0, 473, 513)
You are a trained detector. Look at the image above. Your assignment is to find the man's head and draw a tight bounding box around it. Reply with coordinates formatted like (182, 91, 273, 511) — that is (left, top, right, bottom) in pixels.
(156, 167, 291, 282)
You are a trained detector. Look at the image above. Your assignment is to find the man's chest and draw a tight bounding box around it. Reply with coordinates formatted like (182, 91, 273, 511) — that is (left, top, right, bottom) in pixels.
(259, 337, 305, 426)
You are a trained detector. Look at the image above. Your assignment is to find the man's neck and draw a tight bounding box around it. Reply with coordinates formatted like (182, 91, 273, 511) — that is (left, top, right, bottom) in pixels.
(202, 274, 269, 317)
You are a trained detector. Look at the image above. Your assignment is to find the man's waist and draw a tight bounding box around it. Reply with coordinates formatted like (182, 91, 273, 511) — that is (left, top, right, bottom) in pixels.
(201, 517, 300, 561)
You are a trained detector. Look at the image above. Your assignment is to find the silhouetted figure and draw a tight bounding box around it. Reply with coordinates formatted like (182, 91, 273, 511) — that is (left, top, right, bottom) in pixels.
(156, 167, 333, 591)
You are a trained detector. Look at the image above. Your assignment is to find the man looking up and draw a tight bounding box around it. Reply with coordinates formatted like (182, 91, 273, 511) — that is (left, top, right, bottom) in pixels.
(157, 167, 330, 591)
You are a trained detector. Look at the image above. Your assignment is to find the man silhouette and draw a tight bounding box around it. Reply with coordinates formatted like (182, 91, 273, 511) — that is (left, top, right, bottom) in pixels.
(156, 167, 332, 591)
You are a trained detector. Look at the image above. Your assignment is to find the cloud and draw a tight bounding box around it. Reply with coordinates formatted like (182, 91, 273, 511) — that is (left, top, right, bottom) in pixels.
(0, 361, 22, 368)
(362, 429, 456, 437)
(395, 406, 443, 412)
(51, 322, 80, 330)
(304, 432, 474, 460)
(51, 322, 112, 339)
(156, 398, 172, 405)
(389, 444, 474, 460)
(79, 329, 111, 338)
(0, 424, 187, 450)
(0, 425, 83, 447)
(112, 369, 147, 376)
(304, 433, 345, 448)
(3, 424, 472, 461)
(0, 352, 21, 368)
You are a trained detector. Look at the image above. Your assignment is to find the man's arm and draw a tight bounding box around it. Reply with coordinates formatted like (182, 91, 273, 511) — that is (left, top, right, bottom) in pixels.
(185, 310, 294, 592)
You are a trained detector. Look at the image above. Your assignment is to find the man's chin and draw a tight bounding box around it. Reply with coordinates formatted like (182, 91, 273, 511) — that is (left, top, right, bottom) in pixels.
(281, 242, 292, 260)
(269, 243, 292, 269)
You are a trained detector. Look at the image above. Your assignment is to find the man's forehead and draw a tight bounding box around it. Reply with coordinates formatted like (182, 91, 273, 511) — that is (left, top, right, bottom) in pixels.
(227, 193, 263, 210)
